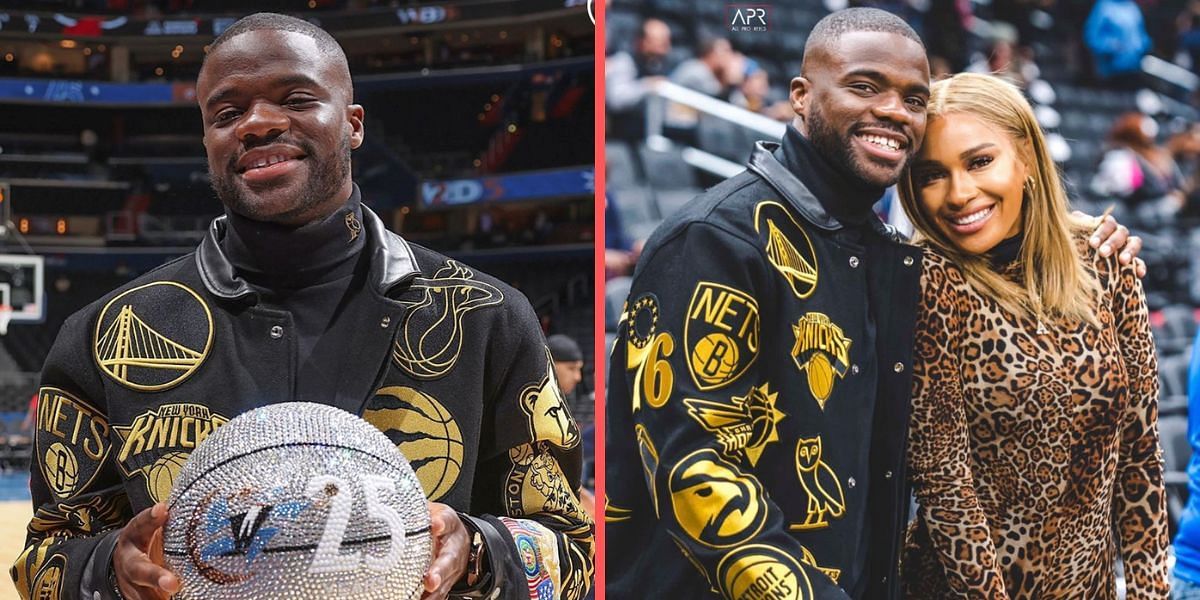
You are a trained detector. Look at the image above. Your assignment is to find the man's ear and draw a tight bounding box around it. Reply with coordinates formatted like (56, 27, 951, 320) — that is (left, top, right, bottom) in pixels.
(347, 104, 365, 150)
(789, 76, 811, 120)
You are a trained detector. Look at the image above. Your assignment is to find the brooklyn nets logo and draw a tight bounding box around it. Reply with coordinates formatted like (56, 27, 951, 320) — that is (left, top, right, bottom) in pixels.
(392, 261, 503, 379)
(754, 201, 818, 299)
(93, 281, 213, 391)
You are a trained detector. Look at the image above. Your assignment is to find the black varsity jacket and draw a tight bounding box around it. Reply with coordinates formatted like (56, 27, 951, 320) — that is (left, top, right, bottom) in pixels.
(605, 140, 922, 599)
(13, 204, 593, 600)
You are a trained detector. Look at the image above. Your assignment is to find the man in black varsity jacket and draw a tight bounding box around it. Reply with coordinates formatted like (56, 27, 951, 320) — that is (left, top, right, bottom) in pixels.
(605, 8, 1140, 600)
(13, 13, 592, 600)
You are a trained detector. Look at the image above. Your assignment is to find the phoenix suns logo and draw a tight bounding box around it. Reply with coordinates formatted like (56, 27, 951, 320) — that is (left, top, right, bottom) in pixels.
(684, 383, 784, 467)
(790, 313, 852, 408)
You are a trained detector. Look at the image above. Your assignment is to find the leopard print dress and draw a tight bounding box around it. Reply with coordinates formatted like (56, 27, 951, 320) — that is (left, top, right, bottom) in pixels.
(901, 239, 1169, 599)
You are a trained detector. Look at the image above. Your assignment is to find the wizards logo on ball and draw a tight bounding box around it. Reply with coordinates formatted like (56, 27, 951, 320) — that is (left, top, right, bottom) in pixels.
(685, 282, 759, 391)
(790, 313, 851, 409)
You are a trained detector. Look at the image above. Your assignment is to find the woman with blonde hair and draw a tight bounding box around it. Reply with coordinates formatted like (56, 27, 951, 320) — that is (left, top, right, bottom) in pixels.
(898, 72, 1168, 598)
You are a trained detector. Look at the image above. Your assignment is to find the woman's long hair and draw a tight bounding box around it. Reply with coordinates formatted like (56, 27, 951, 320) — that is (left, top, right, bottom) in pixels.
(898, 73, 1102, 328)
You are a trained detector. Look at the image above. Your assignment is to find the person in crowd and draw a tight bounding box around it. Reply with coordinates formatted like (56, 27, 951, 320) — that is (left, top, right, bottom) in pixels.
(1092, 112, 1187, 226)
(899, 72, 1167, 598)
(1084, 0, 1152, 83)
(606, 18, 673, 140)
(1171, 327, 1200, 599)
(670, 36, 736, 98)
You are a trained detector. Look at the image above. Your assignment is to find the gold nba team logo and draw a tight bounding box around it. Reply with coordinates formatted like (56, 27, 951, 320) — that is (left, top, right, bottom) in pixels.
(717, 544, 812, 600)
(93, 281, 213, 392)
(115, 404, 229, 502)
(364, 386, 465, 501)
(684, 383, 784, 467)
(790, 313, 852, 408)
(392, 260, 503, 380)
(30, 554, 66, 600)
(685, 282, 759, 391)
(520, 349, 581, 449)
(669, 448, 768, 548)
(35, 387, 112, 500)
(754, 201, 818, 299)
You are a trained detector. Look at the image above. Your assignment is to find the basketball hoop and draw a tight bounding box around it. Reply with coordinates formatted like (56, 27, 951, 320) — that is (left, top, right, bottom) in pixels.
(0, 304, 10, 336)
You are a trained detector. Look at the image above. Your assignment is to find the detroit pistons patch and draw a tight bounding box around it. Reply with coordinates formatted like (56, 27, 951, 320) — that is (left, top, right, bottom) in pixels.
(93, 281, 213, 392)
(685, 282, 759, 391)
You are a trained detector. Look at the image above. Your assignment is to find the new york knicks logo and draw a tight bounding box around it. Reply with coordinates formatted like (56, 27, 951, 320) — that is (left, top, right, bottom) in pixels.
(685, 282, 759, 391)
(392, 260, 503, 379)
(363, 386, 464, 501)
(754, 201, 818, 299)
(684, 383, 785, 467)
(790, 313, 852, 408)
(668, 448, 767, 548)
(115, 404, 229, 503)
(35, 387, 112, 499)
(93, 281, 213, 392)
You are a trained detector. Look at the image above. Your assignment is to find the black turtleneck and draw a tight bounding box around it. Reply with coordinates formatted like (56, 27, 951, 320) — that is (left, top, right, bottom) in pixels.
(988, 231, 1024, 269)
(780, 125, 886, 227)
(221, 187, 369, 406)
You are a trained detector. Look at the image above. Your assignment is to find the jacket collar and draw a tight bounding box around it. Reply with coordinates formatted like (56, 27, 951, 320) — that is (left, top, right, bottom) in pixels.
(748, 141, 906, 243)
(196, 204, 419, 301)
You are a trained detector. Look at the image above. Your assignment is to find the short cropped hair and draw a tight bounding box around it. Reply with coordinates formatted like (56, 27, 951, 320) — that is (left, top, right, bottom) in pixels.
(206, 12, 347, 68)
(801, 8, 923, 74)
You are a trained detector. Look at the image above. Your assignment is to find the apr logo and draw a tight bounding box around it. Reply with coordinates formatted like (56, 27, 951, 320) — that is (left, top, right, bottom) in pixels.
(791, 313, 852, 409)
(717, 544, 812, 600)
(791, 436, 845, 531)
(115, 404, 229, 503)
(685, 282, 759, 391)
(668, 448, 767, 548)
(684, 383, 785, 467)
(520, 349, 581, 450)
(727, 5, 769, 32)
(392, 260, 503, 380)
(35, 387, 111, 499)
(93, 281, 213, 391)
(364, 386, 464, 501)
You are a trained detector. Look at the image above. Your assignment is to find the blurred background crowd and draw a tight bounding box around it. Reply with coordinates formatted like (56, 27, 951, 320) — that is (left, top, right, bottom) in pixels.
(604, 0, 1200, 593)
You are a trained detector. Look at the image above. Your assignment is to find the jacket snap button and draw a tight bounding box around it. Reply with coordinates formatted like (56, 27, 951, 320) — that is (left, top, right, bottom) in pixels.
(903, 256, 914, 266)
(847, 477, 856, 488)
(849, 256, 860, 268)
(885, 470, 893, 479)
(851, 364, 860, 375)
(270, 325, 284, 339)
(381, 316, 391, 328)
(893, 362, 904, 373)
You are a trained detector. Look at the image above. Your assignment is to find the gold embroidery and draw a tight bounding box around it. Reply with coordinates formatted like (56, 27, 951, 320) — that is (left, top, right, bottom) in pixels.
(754, 201, 819, 299)
(93, 281, 213, 391)
(685, 282, 760, 391)
(115, 404, 229, 502)
(519, 349, 581, 449)
(718, 544, 813, 600)
(668, 448, 767, 548)
(790, 436, 845, 531)
(684, 383, 784, 467)
(392, 260, 503, 379)
(790, 313, 852, 408)
(364, 386, 464, 501)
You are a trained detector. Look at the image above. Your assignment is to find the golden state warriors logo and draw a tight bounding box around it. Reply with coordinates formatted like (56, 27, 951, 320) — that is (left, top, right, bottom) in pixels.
(668, 448, 767, 548)
(717, 544, 812, 600)
(625, 293, 675, 411)
(364, 386, 464, 501)
(790, 313, 852, 409)
(685, 282, 759, 391)
(93, 281, 213, 392)
(519, 349, 581, 449)
(393, 260, 503, 379)
(791, 436, 845, 531)
(115, 404, 229, 502)
(35, 387, 112, 500)
(754, 201, 818, 299)
(684, 383, 785, 467)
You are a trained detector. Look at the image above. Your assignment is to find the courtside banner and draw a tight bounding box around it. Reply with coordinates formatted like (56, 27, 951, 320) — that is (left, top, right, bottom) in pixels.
(421, 167, 594, 208)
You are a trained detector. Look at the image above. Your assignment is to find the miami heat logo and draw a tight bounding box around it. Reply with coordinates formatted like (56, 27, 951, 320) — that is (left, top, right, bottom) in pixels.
(685, 282, 759, 391)
(668, 448, 767, 548)
(392, 260, 503, 379)
(790, 313, 852, 409)
(683, 383, 785, 467)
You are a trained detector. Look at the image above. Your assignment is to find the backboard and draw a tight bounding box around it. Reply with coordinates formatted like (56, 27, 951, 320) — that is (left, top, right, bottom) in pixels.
(0, 254, 45, 324)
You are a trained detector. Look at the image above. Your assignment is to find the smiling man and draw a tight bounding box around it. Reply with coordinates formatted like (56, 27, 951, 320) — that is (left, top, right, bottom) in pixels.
(13, 13, 592, 600)
(605, 8, 1137, 600)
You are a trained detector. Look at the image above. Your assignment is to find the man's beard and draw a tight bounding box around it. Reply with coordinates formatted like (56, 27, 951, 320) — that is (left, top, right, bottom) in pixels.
(210, 134, 352, 224)
(807, 104, 906, 190)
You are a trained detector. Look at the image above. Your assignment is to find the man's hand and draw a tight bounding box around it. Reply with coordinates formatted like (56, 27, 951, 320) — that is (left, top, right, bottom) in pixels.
(1082, 211, 1146, 278)
(422, 503, 471, 600)
(113, 503, 180, 600)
